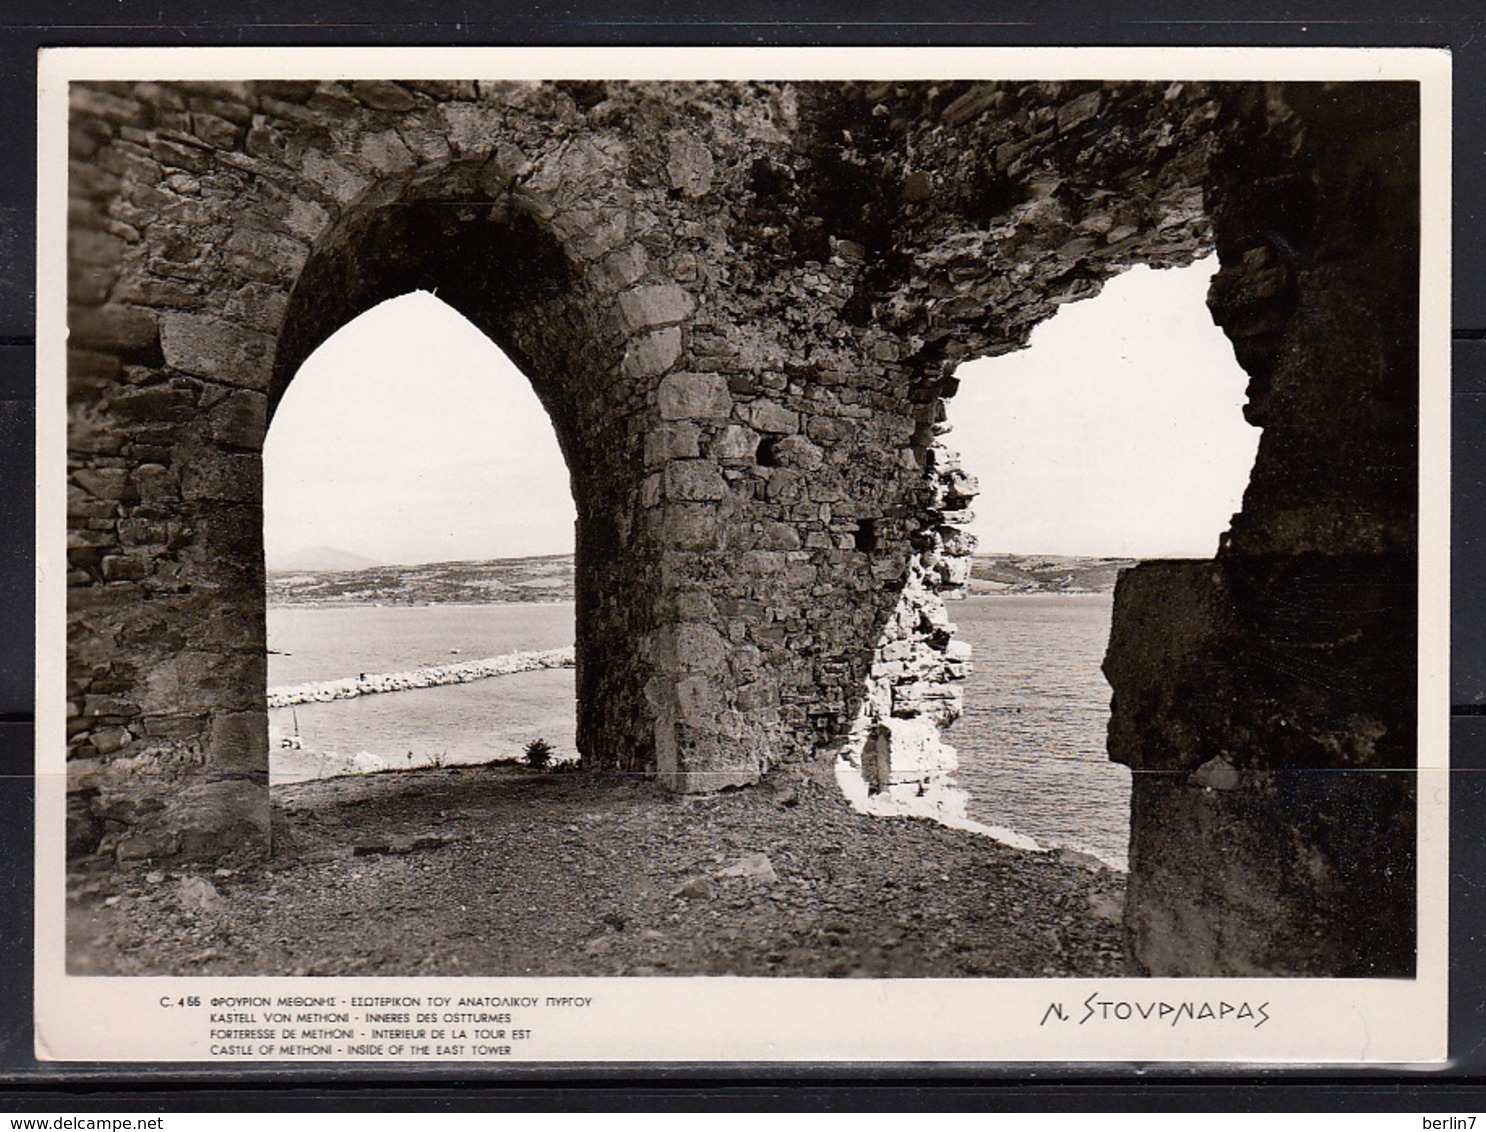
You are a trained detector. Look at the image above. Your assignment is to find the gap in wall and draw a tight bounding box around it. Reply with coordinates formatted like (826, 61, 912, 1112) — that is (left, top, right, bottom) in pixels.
(942, 256, 1261, 869)
(262, 291, 578, 785)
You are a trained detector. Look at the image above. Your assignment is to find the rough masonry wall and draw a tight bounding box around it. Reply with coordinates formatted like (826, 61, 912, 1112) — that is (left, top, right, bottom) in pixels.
(1103, 83, 1420, 975)
(66, 78, 1222, 849)
(63, 78, 1420, 977)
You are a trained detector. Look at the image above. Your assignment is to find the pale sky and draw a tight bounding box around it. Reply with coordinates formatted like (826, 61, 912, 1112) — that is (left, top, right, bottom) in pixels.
(265, 257, 1259, 567)
(264, 292, 577, 567)
(949, 257, 1260, 558)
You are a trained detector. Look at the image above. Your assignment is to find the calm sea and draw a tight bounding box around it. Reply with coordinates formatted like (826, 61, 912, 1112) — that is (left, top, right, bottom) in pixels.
(946, 593, 1129, 869)
(266, 593, 1129, 868)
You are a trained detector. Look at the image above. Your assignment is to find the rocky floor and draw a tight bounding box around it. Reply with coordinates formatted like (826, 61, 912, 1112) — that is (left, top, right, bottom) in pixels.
(67, 762, 1130, 978)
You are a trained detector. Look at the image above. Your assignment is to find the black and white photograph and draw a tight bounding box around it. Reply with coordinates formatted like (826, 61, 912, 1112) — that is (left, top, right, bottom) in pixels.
(35, 46, 1451, 1064)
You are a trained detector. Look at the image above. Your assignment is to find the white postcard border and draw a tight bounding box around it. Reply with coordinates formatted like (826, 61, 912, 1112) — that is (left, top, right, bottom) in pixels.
(34, 45, 1453, 1066)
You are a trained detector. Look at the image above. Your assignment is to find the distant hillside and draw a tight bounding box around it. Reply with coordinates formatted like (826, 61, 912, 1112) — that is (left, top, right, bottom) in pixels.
(267, 554, 574, 606)
(266, 551, 1131, 607)
(966, 554, 1138, 595)
(268, 545, 378, 573)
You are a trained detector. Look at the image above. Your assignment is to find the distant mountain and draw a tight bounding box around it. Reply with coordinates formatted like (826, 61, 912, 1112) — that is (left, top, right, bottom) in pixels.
(266, 553, 575, 606)
(965, 554, 1139, 595)
(268, 546, 379, 573)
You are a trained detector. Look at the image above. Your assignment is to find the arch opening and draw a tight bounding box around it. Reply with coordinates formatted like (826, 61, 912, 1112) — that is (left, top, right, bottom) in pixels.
(838, 256, 1262, 872)
(262, 291, 579, 785)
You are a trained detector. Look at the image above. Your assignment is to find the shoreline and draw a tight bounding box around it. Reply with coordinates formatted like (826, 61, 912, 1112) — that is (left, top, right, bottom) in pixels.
(267, 598, 578, 611)
(270, 592, 1114, 609)
(265, 591, 1127, 870)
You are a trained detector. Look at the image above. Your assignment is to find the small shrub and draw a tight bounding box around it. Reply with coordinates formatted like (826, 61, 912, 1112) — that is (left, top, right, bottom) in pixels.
(524, 738, 555, 770)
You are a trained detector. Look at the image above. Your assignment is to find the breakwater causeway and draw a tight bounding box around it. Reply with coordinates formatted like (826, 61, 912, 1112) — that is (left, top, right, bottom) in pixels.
(266, 647, 575, 708)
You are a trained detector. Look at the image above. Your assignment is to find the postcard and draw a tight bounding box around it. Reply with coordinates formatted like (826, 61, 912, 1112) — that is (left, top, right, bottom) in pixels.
(35, 45, 1450, 1064)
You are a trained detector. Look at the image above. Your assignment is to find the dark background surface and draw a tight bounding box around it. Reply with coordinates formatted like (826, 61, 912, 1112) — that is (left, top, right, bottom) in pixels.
(2, 0, 1483, 1110)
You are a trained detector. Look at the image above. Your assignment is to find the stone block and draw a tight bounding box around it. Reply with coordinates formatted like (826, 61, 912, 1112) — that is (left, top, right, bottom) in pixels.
(597, 244, 648, 290)
(1058, 91, 1104, 132)
(159, 313, 274, 390)
(621, 327, 682, 380)
(618, 283, 694, 332)
(743, 399, 800, 435)
(436, 103, 502, 157)
(73, 468, 135, 502)
(351, 80, 421, 112)
(674, 674, 713, 724)
(299, 149, 372, 205)
(68, 349, 122, 395)
(70, 228, 125, 268)
(131, 463, 180, 506)
(190, 113, 243, 150)
(69, 305, 160, 359)
(67, 488, 115, 520)
(941, 85, 1001, 128)
(674, 587, 718, 620)
(69, 265, 116, 308)
(173, 777, 272, 862)
(107, 384, 196, 424)
(207, 389, 267, 450)
(147, 135, 214, 174)
(901, 170, 932, 202)
(218, 280, 288, 335)
(675, 622, 728, 673)
(395, 120, 452, 165)
(180, 452, 262, 503)
(665, 133, 715, 197)
(758, 522, 802, 551)
(645, 421, 700, 464)
(574, 211, 634, 262)
(358, 128, 418, 175)
(101, 555, 150, 583)
(772, 434, 824, 470)
(761, 468, 804, 503)
(116, 828, 178, 864)
(184, 92, 252, 124)
(117, 518, 169, 546)
(665, 503, 722, 550)
(83, 695, 134, 718)
(664, 459, 727, 502)
(708, 424, 759, 461)
(209, 709, 269, 776)
(658, 372, 731, 420)
(739, 550, 787, 575)
(805, 414, 851, 444)
(862, 717, 957, 792)
(640, 473, 662, 509)
(225, 227, 311, 285)
(72, 87, 147, 127)
(90, 727, 132, 756)
(285, 198, 331, 242)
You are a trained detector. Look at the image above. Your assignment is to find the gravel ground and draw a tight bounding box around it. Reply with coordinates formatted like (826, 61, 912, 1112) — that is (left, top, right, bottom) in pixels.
(67, 762, 1130, 978)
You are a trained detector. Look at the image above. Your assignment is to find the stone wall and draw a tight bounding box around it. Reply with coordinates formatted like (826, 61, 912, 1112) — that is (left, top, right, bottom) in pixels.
(64, 78, 1419, 976)
(1103, 83, 1421, 975)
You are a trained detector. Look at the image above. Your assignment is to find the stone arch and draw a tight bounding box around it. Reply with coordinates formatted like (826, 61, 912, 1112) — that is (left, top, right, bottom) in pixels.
(66, 79, 705, 862)
(264, 173, 648, 789)
(64, 77, 1420, 976)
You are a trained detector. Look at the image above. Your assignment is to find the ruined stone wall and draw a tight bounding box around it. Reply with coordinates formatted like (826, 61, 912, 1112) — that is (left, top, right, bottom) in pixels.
(67, 79, 1220, 838)
(63, 77, 1420, 977)
(1103, 83, 1420, 976)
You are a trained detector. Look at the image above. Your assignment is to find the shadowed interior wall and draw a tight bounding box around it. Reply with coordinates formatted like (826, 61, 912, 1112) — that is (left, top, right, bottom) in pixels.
(63, 78, 1418, 976)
